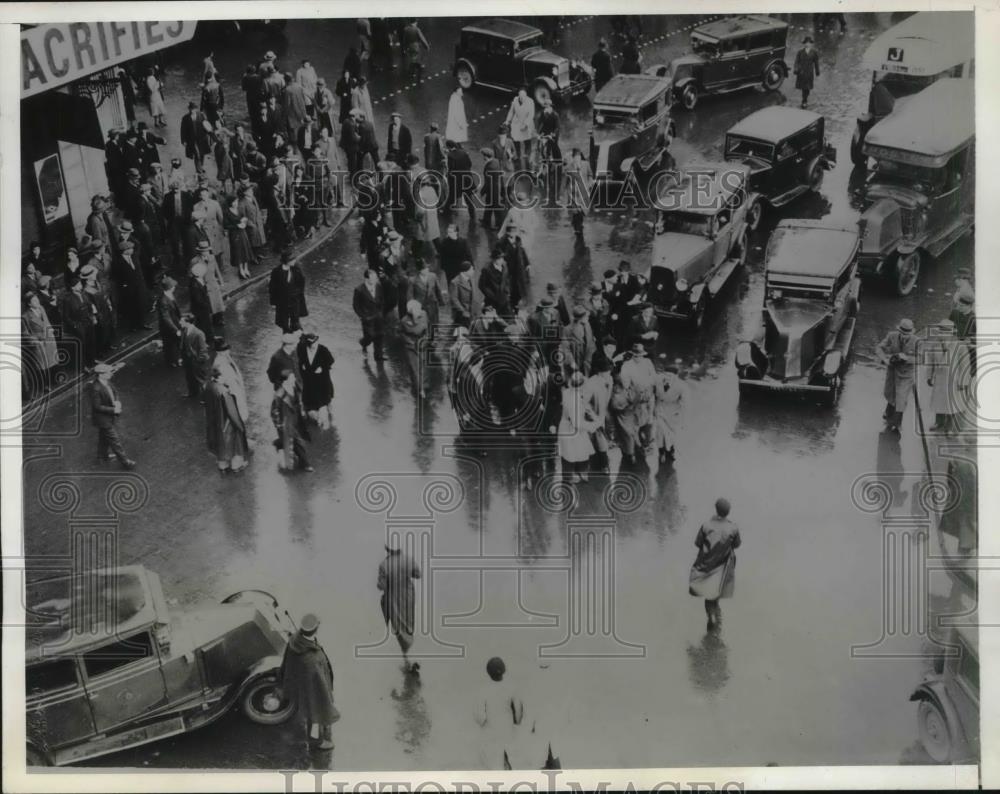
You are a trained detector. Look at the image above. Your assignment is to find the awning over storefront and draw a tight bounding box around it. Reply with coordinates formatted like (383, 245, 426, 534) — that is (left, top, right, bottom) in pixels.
(21, 21, 196, 99)
(21, 91, 105, 155)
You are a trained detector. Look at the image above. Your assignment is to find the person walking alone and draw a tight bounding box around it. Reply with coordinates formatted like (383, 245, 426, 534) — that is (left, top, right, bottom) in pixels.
(378, 538, 422, 673)
(688, 497, 741, 632)
(91, 363, 136, 469)
(794, 36, 820, 108)
(278, 613, 338, 751)
(876, 318, 918, 432)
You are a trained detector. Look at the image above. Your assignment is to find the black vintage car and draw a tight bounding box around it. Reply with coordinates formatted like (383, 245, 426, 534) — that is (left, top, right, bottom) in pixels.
(453, 18, 593, 106)
(589, 74, 676, 182)
(653, 15, 788, 110)
(724, 106, 837, 231)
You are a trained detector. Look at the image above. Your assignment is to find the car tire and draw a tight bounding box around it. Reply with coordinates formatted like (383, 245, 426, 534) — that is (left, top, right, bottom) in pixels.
(747, 199, 764, 231)
(533, 82, 553, 107)
(918, 699, 954, 763)
(806, 159, 825, 192)
(762, 64, 785, 91)
(240, 676, 295, 725)
(893, 250, 921, 297)
(680, 84, 698, 111)
(26, 746, 50, 767)
(456, 64, 474, 90)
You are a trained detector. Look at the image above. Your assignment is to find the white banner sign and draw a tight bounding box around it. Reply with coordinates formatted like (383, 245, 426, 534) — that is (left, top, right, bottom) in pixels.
(21, 21, 197, 99)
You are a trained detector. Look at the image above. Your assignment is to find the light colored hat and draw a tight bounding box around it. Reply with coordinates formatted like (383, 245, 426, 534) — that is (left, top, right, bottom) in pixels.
(190, 261, 207, 277)
(937, 318, 956, 330)
(300, 613, 320, 632)
(93, 362, 114, 374)
(196, 240, 212, 251)
(79, 264, 97, 279)
(898, 318, 915, 333)
(958, 293, 974, 306)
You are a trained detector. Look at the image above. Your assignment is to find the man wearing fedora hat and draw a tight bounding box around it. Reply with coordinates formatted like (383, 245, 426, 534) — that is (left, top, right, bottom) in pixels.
(876, 318, 919, 431)
(628, 302, 659, 357)
(386, 111, 413, 169)
(187, 260, 214, 339)
(794, 36, 820, 108)
(179, 100, 212, 175)
(91, 362, 135, 469)
(157, 276, 182, 367)
(424, 121, 447, 174)
(619, 340, 657, 454)
(278, 613, 337, 751)
(59, 276, 97, 373)
(448, 261, 475, 330)
(112, 239, 152, 331)
(567, 304, 595, 377)
(86, 195, 120, 260)
(81, 264, 116, 358)
(178, 312, 211, 400)
(269, 249, 309, 332)
(378, 537, 423, 673)
(949, 289, 977, 378)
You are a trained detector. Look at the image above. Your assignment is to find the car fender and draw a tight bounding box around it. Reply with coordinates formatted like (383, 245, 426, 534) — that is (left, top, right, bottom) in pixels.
(673, 76, 698, 94)
(764, 58, 788, 76)
(454, 59, 477, 81)
(910, 680, 970, 749)
(533, 75, 557, 91)
(238, 654, 284, 691)
(620, 156, 637, 175)
(689, 283, 707, 305)
(805, 154, 827, 179)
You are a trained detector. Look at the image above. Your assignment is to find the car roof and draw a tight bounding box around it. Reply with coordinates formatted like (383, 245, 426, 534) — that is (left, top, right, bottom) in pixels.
(462, 18, 542, 41)
(594, 74, 671, 109)
(766, 220, 859, 280)
(862, 11, 974, 75)
(660, 162, 749, 214)
(693, 14, 787, 41)
(864, 78, 974, 161)
(726, 106, 823, 143)
(26, 565, 161, 663)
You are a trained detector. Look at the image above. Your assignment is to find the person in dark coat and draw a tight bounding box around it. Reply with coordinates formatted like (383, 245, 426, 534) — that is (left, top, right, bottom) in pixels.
(188, 261, 214, 339)
(479, 146, 504, 229)
(424, 122, 447, 174)
(91, 363, 135, 469)
(279, 613, 336, 749)
(336, 70, 355, 124)
(353, 268, 386, 362)
(82, 265, 117, 358)
(157, 276, 182, 367)
(59, 277, 97, 373)
(689, 497, 742, 631)
(271, 368, 313, 472)
(136, 121, 166, 175)
(241, 64, 263, 119)
(178, 313, 212, 399)
(204, 364, 249, 472)
(386, 112, 413, 168)
(437, 223, 473, 283)
(591, 38, 614, 91)
(179, 101, 212, 174)
(340, 114, 362, 176)
(478, 252, 512, 318)
(297, 331, 336, 428)
(161, 180, 194, 270)
(113, 241, 151, 331)
(269, 250, 308, 332)
(496, 224, 530, 310)
(793, 37, 820, 108)
(620, 34, 642, 74)
(378, 538, 423, 672)
(267, 333, 303, 390)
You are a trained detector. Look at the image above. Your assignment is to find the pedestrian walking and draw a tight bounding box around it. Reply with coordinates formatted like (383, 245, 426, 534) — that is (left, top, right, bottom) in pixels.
(620, 34, 643, 74)
(193, 186, 227, 270)
(90, 363, 135, 469)
(81, 265, 117, 358)
(424, 122, 447, 174)
(205, 363, 249, 473)
(269, 249, 309, 332)
(146, 67, 167, 126)
(378, 538, 422, 672)
(794, 37, 821, 108)
(566, 305, 595, 376)
(926, 319, 971, 435)
(112, 240, 151, 331)
(653, 360, 686, 462)
(191, 241, 226, 326)
(446, 140, 476, 218)
(213, 338, 249, 424)
(236, 179, 267, 251)
(401, 300, 429, 398)
(353, 268, 386, 361)
(283, 72, 309, 145)
(449, 262, 475, 329)
(407, 259, 446, 340)
(179, 101, 213, 175)
(504, 89, 535, 168)
(583, 355, 614, 474)
(479, 147, 505, 230)
(689, 498, 742, 632)
(446, 87, 469, 144)
(297, 330, 335, 429)
(478, 252, 513, 318)
(400, 19, 430, 81)
(351, 77, 375, 130)
(162, 179, 193, 269)
(59, 277, 97, 374)
(271, 368, 313, 472)
(473, 656, 530, 770)
(187, 260, 214, 339)
(200, 70, 225, 129)
(336, 69, 355, 124)
(296, 59, 318, 115)
(386, 112, 413, 169)
(564, 148, 593, 234)
(178, 313, 211, 400)
(278, 613, 338, 750)
(438, 223, 473, 284)
(156, 276, 182, 367)
(496, 224, 531, 311)
(267, 333, 303, 390)
(591, 38, 614, 91)
(875, 318, 918, 432)
(314, 77, 336, 136)
(950, 291, 976, 378)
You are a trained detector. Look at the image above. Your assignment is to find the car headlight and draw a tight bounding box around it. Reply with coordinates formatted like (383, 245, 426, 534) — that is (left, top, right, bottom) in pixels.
(675, 278, 689, 292)
(552, 66, 559, 77)
(595, 113, 605, 125)
(769, 289, 783, 300)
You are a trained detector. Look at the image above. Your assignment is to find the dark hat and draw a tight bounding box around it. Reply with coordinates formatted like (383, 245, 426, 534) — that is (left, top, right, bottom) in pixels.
(127, 167, 140, 178)
(280, 248, 295, 263)
(603, 269, 616, 279)
(486, 656, 506, 680)
(618, 260, 632, 271)
(461, 260, 473, 272)
(590, 283, 603, 295)
(955, 268, 971, 278)
(898, 318, 915, 333)
(213, 337, 230, 351)
(715, 497, 731, 517)
(188, 101, 198, 109)
(429, 121, 439, 131)
(479, 146, 493, 158)
(546, 282, 558, 293)
(499, 122, 511, 132)
(803, 36, 814, 44)
(572, 304, 588, 318)
(598, 37, 608, 47)
(303, 331, 319, 343)
(406, 153, 420, 167)
(316, 76, 326, 85)
(299, 613, 320, 633)
(170, 157, 183, 167)
(119, 240, 136, 254)
(150, 161, 163, 170)
(630, 342, 647, 355)
(196, 240, 212, 251)
(638, 301, 652, 311)
(539, 296, 555, 308)
(161, 276, 177, 291)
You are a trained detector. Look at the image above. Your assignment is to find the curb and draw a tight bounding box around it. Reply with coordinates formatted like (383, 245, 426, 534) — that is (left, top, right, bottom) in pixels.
(24, 208, 356, 415)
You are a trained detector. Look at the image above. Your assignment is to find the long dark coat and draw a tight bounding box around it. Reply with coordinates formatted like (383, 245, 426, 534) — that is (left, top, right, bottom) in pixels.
(794, 48, 820, 91)
(378, 550, 422, 646)
(204, 378, 248, 462)
(297, 341, 335, 411)
(496, 236, 530, 309)
(279, 630, 337, 725)
(478, 264, 512, 316)
(268, 264, 308, 332)
(112, 253, 149, 328)
(188, 277, 214, 339)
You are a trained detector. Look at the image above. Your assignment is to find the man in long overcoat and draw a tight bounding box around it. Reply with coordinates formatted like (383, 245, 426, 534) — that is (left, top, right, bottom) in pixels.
(279, 613, 337, 750)
(178, 313, 212, 399)
(876, 318, 919, 432)
(378, 539, 423, 672)
(794, 37, 820, 108)
(269, 250, 309, 332)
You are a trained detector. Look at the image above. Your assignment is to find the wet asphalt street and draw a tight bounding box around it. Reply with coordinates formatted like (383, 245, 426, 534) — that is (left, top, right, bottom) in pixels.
(21, 13, 975, 770)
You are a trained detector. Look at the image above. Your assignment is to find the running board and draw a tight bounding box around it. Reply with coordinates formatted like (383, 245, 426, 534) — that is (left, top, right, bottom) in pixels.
(706, 256, 742, 297)
(926, 216, 974, 258)
(769, 184, 809, 208)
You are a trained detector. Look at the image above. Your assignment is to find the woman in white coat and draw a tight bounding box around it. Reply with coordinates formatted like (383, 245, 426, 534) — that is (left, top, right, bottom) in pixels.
(557, 371, 598, 483)
(446, 86, 468, 144)
(504, 88, 536, 168)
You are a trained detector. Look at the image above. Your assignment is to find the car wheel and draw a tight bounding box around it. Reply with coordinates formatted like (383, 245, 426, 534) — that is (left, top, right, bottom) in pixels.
(850, 129, 866, 166)
(456, 64, 474, 90)
(26, 746, 50, 767)
(533, 82, 553, 107)
(747, 200, 764, 231)
(807, 160, 825, 192)
(918, 699, 954, 763)
(241, 676, 295, 725)
(894, 250, 921, 297)
(680, 84, 698, 111)
(763, 64, 785, 91)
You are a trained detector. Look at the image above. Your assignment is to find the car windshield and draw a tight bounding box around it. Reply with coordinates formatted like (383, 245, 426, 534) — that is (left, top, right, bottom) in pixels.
(871, 158, 946, 193)
(726, 135, 774, 160)
(594, 108, 637, 127)
(660, 211, 710, 236)
(691, 36, 719, 58)
(874, 70, 938, 100)
(516, 34, 544, 52)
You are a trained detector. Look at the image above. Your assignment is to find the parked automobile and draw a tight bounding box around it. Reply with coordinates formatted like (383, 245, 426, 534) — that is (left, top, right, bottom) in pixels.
(650, 15, 788, 110)
(910, 624, 979, 763)
(857, 77, 974, 296)
(648, 163, 751, 329)
(589, 74, 676, 182)
(735, 219, 861, 406)
(724, 106, 837, 231)
(453, 18, 593, 106)
(850, 12, 974, 165)
(25, 566, 296, 766)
